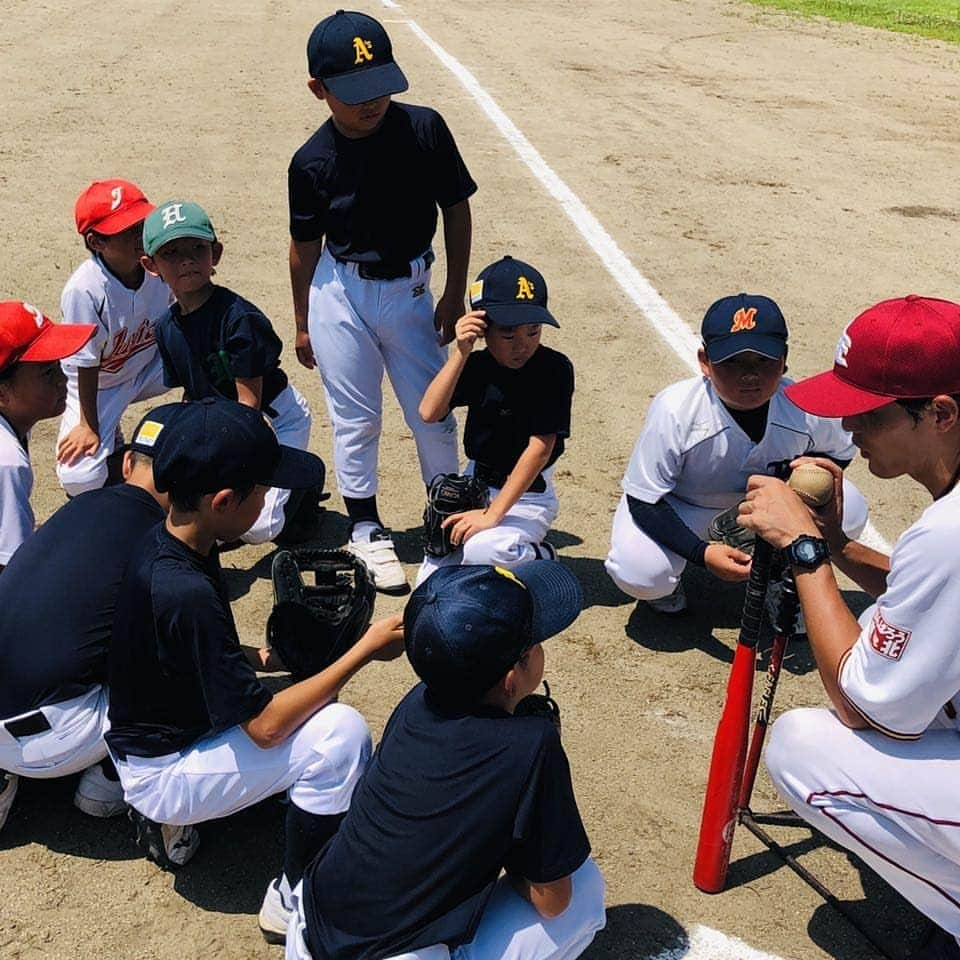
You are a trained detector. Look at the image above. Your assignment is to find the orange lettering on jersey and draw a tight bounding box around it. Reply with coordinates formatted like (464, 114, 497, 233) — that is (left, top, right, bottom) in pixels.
(868, 609, 911, 661)
(516, 277, 536, 300)
(353, 37, 374, 64)
(729, 307, 757, 333)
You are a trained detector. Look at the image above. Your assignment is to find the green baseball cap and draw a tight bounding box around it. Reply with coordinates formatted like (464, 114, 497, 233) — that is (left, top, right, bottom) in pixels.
(143, 200, 216, 256)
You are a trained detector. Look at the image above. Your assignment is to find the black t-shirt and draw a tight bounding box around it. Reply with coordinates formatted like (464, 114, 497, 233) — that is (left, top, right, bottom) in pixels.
(105, 525, 272, 760)
(450, 346, 574, 476)
(155, 285, 288, 412)
(0, 485, 164, 718)
(288, 102, 477, 263)
(302, 684, 590, 960)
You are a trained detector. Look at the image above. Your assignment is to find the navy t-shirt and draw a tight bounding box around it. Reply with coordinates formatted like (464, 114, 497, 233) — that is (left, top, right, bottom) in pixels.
(301, 684, 590, 960)
(288, 102, 477, 263)
(450, 346, 575, 476)
(155, 285, 288, 412)
(106, 525, 272, 760)
(0, 485, 164, 718)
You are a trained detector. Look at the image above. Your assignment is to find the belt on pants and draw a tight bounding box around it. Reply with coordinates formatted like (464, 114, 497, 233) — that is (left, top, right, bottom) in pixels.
(3, 710, 52, 738)
(340, 249, 435, 281)
(473, 462, 547, 494)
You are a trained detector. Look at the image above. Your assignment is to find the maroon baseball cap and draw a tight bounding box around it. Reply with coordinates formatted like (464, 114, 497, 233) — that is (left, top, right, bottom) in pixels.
(0, 302, 96, 373)
(75, 179, 155, 236)
(786, 296, 960, 417)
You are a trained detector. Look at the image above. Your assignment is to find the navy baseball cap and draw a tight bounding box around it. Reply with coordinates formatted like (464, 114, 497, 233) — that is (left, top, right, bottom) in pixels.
(701, 293, 788, 363)
(405, 561, 582, 703)
(307, 10, 408, 105)
(152, 397, 324, 495)
(468, 256, 558, 329)
(125, 402, 186, 457)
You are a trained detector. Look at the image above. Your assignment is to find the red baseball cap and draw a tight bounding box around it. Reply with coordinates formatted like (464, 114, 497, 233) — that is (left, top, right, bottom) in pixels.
(786, 296, 960, 417)
(74, 179, 155, 236)
(0, 302, 97, 372)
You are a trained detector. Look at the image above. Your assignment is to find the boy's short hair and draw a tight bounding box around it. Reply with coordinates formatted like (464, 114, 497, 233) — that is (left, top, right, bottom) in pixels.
(0, 301, 96, 375)
(468, 256, 559, 329)
(75, 179, 154, 237)
(700, 293, 788, 363)
(142, 201, 217, 257)
(404, 562, 582, 704)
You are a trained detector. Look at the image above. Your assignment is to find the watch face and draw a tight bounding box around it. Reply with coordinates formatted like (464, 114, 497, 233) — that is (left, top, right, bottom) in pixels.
(796, 540, 818, 563)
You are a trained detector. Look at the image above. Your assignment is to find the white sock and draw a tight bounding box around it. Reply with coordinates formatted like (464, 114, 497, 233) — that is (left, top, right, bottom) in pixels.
(351, 520, 380, 542)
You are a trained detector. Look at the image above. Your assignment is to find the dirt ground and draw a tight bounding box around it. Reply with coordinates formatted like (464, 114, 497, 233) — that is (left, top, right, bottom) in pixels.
(2, 1, 959, 958)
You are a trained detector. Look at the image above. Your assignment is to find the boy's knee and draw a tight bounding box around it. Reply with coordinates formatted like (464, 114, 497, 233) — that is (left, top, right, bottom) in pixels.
(765, 708, 833, 799)
(307, 703, 372, 775)
(58, 459, 107, 497)
(604, 550, 675, 600)
(572, 858, 606, 929)
(462, 532, 532, 568)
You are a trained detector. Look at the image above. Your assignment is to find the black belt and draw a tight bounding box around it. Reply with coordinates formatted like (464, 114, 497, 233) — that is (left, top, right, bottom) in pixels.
(4, 710, 51, 738)
(345, 250, 435, 281)
(473, 463, 547, 494)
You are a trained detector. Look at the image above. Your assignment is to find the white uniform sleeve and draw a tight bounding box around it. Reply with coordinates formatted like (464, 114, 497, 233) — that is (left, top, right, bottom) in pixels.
(809, 414, 857, 462)
(621, 388, 683, 503)
(839, 520, 960, 737)
(0, 460, 34, 564)
(61, 280, 106, 368)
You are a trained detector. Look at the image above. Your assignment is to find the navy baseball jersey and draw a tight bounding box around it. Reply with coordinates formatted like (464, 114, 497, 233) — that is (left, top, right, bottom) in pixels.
(106, 525, 271, 760)
(288, 103, 477, 263)
(301, 683, 590, 960)
(0, 484, 164, 718)
(155, 285, 288, 411)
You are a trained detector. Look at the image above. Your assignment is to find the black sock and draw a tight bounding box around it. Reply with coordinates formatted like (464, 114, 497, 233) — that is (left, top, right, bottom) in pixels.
(282, 806, 346, 887)
(99, 756, 120, 782)
(343, 495, 381, 527)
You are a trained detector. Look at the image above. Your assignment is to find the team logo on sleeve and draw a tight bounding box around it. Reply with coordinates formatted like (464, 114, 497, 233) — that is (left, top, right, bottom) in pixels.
(353, 37, 374, 63)
(868, 609, 911, 660)
(515, 277, 536, 300)
(729, 307, 757, 333)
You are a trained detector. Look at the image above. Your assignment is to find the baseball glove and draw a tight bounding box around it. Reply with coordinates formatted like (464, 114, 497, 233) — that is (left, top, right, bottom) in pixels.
(266, 548, 376, 681)
(514, 680, 562, 737)
(706, 502, 755, 555)
(422, 473, 489, 557)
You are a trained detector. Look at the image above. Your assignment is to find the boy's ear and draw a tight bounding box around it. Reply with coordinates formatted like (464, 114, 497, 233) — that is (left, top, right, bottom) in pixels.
(85, 231, 106, 253)
(211, 241, 224, 267)
(141, 254, 161, 277)
(697, 347, 711, 377)
(307, 78, 327, 102)
(210, 488, 238, 513)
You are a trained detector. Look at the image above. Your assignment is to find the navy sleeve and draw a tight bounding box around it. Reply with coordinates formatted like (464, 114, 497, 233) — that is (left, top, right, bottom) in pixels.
(288, 154, 330, 243)
(154, 317, 183, 389)
(627, 495, 708, 567)
(224, 306, 282, 380)
(528, 354, 574, 439)
(425, 111, 478, 210)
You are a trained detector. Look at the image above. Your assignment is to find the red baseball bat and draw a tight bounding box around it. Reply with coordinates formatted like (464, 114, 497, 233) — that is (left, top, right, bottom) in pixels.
(693, 536, 774, 893)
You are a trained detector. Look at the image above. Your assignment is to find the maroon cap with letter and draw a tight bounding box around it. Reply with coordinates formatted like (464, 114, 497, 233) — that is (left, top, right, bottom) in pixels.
(786, 295, 960, 417)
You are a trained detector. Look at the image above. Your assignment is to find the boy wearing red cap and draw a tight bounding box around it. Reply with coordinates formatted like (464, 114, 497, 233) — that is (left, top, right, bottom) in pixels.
(0, 301, 95, 570)
(56, 179, 171, 496)
(740, 296, 960, 960)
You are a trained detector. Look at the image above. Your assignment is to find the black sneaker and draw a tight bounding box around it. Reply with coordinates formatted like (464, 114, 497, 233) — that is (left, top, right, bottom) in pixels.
(128, 808, 200, 869)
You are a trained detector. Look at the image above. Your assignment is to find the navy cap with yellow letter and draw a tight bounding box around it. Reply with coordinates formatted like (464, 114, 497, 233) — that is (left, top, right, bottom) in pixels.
(468, 256, 559, 329)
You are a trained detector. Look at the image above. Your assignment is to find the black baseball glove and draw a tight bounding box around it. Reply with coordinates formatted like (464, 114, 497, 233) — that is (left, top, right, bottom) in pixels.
(706, 502, 756, 555)
(266, 548, 376, 681)
(422, 473, 489, 557)
(514, 680, 562, 737)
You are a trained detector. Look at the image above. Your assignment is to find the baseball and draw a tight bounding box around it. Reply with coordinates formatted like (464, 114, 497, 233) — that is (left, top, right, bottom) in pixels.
(788, 463, 835, 508)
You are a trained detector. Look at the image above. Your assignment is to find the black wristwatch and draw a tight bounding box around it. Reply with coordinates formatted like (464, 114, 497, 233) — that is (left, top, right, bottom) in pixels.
(786, 534, 830, 570)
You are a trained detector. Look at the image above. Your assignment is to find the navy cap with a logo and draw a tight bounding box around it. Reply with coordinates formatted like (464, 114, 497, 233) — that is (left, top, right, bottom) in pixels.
(701, 293, 788, 363)
(404, 561, 582, 704)
(124, 402, 186, 458)
(152, 397, 325, 495)
(468, 256, 559, 329)
(307, 10, 408, 105)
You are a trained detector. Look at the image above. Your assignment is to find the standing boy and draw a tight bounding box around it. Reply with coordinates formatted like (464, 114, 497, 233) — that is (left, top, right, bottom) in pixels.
(56, 179, 171, 496)
(142, 200, 316, 545)
(417, 257, 574, 584)
(605, 293, 868, 613)
(285, 561, 605, 960)
(288, 9, 476, 592)
(0, 301, 96, 570)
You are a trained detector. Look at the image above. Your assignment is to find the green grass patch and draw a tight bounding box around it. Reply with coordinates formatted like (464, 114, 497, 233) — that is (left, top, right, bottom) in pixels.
(744, 0, 960, 42)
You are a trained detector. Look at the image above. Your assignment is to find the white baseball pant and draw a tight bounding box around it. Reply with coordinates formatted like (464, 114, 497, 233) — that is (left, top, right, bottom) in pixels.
(112, 702, 370, 825)
(307, 248, 458, 499)
(243, 384, 313, 545)
(284, 858, 606, 960)
(0, 685, 109, 778)
(415, 466, 559, 587)
(767, 707, 960, 937)
(56, 356, 168, 496)
(605, 478, 869, 601)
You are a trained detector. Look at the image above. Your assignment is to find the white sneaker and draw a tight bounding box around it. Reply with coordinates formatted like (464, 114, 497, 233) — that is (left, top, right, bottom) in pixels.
(258, 878, 292, 944)
(0, 772, 19, 833)
(647, 581, 687, 614)
(347, 527, 408, 594)
(74, 763, 126, 818)
(129, 808, 200, 869)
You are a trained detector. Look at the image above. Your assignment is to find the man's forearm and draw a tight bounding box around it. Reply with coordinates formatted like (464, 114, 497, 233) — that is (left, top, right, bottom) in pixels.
(77, 366, 100, 432)
(289, 238, 324, 332)
(440, 200, 471, 298)
(827, 535, 890, 599)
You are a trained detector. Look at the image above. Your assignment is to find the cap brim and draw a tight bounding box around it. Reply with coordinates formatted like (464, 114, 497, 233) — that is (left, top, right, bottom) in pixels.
(324, 62, 408, 105)
(479, 303, 559, 329)
(258, 445, 326, 490)
(705, 334, 786, 363)
(145, 225, 216, 256)
(511, 560, 583, 643)
(20, 323, 97, 363)
(92, 199, 155, 237)
(785, 370, 895, 417)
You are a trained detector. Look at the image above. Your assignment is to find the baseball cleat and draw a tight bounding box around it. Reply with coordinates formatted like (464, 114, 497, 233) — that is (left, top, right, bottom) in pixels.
(347, 527, 409, 594)
(533, 540, 557, 561)
(0, 772, 19, 833)
(647, 581, 687, 615)
(258, 878, 292, 944)
(129, 808, 200, 870)
(74, 763, 127, 818)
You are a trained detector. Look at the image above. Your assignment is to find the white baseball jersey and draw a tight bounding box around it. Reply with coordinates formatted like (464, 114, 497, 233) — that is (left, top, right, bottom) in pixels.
(622, 376, 857, 511)
(0, 415, 33, 565)
(840, 485, 960, 739)
(60, 255, 170, 389)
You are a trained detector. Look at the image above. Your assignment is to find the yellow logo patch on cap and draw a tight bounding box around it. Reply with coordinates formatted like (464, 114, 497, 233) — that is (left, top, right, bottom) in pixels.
(134, 420, 164, 447)
(469, 280, 484, 306)
(494, 566, 527, 589)
(353, 37, 374, 63)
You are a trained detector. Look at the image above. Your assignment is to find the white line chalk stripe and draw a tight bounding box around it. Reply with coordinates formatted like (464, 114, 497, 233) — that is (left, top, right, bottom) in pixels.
(404, 15, 890, 553)
(651, 925, 788, 960)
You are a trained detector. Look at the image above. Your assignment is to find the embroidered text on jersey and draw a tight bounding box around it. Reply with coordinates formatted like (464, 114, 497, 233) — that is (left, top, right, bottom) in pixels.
(353, 37, 373, 63)
(730, 307, 757, 333)
(869, 609, 911, 661)
(516, 277, 535, 300)
(100, 321, 157, 374)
